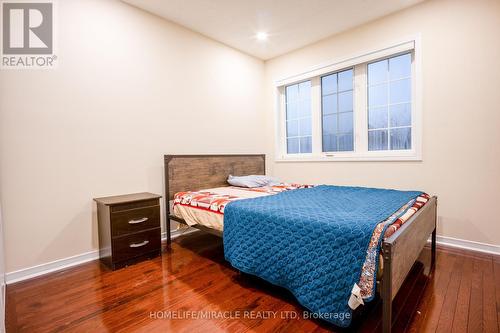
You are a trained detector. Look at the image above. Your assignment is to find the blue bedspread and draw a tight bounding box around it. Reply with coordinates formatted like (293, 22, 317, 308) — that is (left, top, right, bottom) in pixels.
(223, 185, 422, 327)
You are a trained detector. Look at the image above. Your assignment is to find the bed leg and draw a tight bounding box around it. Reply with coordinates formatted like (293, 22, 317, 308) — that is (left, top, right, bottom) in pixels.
(431, 228, 436, 269)
(382, 294, 392, 333)
(166, 217, 172, 247)
(431, 197, 437, 270)
(164, 155, 172, 249)
(382, 242, 392, 333)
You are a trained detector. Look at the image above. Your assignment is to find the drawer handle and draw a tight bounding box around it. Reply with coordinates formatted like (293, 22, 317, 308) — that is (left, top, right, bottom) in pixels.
(128, 217, 148, 224)
(129, 240, 149, 248)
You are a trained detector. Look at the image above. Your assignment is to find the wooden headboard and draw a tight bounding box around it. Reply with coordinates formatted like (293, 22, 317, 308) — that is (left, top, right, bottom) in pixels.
(164, 154, 266, 201)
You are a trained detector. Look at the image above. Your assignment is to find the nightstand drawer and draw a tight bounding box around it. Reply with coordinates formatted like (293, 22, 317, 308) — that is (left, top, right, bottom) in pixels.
(112, 228, 161, 263)
(111, 206, 160, 236)
(110, 199, 159, 213)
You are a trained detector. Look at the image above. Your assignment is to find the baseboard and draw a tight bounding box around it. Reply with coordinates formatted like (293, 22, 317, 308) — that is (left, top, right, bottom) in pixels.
(5, 228, 199, 285)
(5, 250, 100, 284)
(435, 235, 500, 256)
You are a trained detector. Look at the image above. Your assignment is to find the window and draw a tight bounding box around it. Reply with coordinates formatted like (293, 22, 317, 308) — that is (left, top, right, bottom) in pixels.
(321, 69, 354, 152)
(276, 40, 420, 161)
(368, 53, 412, 151)
(285, 81, 312, 154)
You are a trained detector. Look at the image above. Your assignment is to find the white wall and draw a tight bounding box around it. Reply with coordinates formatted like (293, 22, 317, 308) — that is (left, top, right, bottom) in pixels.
(0, 0, 265, 273)
(264, 0, 500, 246)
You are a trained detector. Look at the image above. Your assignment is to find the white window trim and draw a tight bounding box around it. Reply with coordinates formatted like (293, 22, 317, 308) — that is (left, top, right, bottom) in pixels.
(274, 35, 422, 162)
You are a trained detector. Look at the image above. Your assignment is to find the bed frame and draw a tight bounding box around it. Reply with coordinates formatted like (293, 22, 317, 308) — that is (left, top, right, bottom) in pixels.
(164, 154, 436, 333)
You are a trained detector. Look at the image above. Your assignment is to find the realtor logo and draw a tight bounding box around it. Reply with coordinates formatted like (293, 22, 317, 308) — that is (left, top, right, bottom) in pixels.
(1, 1, 57, 68)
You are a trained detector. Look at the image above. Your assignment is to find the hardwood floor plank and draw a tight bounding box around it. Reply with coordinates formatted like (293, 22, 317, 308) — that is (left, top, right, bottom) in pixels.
(494, 258, 500, 333)
(468, 257, 486, 333)
(482, 258, 499, 333)
(435, 253, 465, 332)
(451, 254, 474, 333)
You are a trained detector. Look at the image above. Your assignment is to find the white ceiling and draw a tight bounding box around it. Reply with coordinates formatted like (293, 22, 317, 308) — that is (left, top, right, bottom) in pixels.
(122, 0, 423, 60)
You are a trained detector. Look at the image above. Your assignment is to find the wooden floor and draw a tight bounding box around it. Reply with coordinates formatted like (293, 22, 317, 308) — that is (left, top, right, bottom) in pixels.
(6, 232, 500, 333)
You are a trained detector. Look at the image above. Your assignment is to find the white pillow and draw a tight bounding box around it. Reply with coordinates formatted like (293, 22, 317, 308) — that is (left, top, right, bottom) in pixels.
(227, 175, 280, 188)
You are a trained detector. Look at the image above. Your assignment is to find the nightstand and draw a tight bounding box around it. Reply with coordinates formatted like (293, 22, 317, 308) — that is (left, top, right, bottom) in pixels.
(94, 192, 162, 270)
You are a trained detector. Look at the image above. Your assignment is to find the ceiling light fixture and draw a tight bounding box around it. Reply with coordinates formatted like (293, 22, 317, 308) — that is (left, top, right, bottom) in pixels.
(256, 32, 268, 41)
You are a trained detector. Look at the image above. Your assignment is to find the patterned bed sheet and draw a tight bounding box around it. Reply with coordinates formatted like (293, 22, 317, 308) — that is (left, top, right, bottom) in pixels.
(172, 185, 429, 300)
(174, 184, 313, 214)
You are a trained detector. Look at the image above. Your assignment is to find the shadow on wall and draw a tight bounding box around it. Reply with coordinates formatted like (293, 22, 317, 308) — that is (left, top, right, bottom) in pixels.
(38, 202, 98, 263)
(148, 164, 165, 230)
(438, 215, 492, 245)
(92, 202, 99, 249)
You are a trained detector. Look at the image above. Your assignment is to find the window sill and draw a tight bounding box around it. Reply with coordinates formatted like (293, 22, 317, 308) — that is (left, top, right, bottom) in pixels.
(275, 152, 422, 162)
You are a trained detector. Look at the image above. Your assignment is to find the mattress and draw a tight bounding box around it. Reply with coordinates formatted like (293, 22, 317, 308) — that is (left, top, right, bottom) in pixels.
(172, 186, 268, 231)
(172, 184, 429, 301)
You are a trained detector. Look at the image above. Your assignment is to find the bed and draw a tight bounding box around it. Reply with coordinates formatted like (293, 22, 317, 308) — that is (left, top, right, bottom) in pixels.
(164, 154, 437, 333)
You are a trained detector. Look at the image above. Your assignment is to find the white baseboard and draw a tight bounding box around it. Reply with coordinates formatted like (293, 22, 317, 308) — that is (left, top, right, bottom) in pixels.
(5, 228, 199, 285)
(436, 235, 500, 256)
(6, 250, 100, 285)
(6, 231, 497, 285)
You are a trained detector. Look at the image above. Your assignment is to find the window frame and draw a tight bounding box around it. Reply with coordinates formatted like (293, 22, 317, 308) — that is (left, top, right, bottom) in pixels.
(274, 37, 422, 162)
